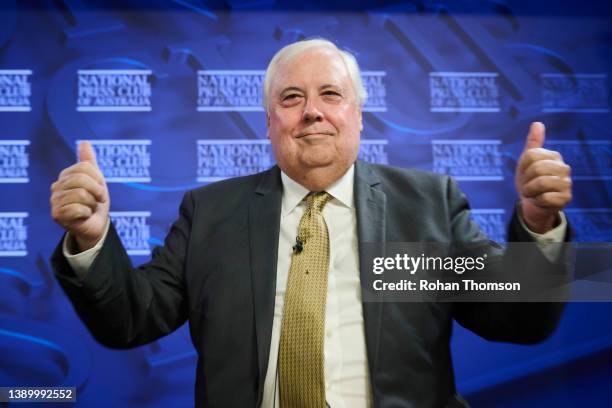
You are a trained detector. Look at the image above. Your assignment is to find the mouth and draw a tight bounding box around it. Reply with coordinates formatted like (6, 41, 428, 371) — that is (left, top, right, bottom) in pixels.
(295, 132, 334, 139)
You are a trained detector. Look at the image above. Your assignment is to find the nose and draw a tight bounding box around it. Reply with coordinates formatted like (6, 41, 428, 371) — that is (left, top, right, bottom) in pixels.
(302, 98, 324, 123)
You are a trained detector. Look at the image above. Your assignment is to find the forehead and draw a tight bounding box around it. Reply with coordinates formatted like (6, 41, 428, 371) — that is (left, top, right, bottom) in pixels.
(272, 48, 352, 91)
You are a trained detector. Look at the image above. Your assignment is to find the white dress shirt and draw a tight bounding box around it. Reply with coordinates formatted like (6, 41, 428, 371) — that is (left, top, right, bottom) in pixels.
(262, 165, 372, 408)
(64, 165, 568, 407)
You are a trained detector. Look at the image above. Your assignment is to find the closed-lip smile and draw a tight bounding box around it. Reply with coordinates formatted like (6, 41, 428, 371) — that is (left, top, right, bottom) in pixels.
(296, 131, 334, 138)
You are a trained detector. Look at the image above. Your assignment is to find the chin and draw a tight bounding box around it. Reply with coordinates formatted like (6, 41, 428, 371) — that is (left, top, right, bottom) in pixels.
(302, 143, 339, 160)
(300, 156, 335, 169)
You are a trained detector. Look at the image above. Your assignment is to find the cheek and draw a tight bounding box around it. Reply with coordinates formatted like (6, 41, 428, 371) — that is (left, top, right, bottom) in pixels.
(269, 113, 296, 139)
(268, 126, 297, 162)
(333, 111, 362, 147)
(333, 105, 360, 129)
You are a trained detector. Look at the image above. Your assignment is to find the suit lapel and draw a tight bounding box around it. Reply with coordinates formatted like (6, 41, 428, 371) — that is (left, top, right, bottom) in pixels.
(248, 166, 282, 404)
(354, 161, 386, 388)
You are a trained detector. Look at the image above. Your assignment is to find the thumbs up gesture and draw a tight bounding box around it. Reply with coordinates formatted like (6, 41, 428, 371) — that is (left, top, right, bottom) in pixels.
(515, 122, 572, 233)
(51, 141, 110, 251)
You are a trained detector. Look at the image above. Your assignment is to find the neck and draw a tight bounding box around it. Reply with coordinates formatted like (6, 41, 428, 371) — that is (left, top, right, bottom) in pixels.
(284, 165, 350, 192)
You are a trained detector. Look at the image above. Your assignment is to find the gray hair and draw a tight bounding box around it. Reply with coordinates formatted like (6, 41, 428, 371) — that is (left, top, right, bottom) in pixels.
(263, 38, 368, 111)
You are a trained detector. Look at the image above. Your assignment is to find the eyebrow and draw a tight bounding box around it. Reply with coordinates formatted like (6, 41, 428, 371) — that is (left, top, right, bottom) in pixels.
(279, 84, 343, 95)
(319, 84, 342, 91)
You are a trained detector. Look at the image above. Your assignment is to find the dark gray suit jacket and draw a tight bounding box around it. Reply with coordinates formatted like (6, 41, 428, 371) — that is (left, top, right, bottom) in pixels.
(52, 160, 569, 407)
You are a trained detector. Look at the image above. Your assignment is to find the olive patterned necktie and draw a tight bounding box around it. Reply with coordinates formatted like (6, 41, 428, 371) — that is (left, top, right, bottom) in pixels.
(279, 191, 333, 408)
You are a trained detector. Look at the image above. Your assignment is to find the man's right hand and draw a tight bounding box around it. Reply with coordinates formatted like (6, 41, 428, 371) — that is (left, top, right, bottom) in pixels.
(51, 141, 110, 252)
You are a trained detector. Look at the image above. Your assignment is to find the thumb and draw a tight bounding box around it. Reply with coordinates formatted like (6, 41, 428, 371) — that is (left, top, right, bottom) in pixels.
(78, 141, 97, 165)
(524, 122, 545, 151)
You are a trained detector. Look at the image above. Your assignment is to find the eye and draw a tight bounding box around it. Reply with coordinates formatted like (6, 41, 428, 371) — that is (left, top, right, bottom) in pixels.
(322, 90, 342, 98)
(282, 93, 301, 101)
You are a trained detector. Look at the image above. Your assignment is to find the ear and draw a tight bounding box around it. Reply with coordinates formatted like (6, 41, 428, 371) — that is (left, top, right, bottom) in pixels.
(266, 112, 271, 139)
(358, 107, 363, 132)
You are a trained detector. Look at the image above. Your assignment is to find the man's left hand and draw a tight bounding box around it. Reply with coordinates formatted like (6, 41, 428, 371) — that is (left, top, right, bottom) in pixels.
(515, 122, 572, 234)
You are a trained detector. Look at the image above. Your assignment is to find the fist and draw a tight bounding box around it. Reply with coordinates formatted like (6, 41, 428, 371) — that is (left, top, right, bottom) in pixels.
(50, 141, 110, 251)
(515, 122, 572, 233)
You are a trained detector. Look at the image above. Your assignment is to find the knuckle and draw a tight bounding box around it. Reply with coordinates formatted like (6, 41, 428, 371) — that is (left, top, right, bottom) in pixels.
(532, 161, 546, 175)
(59, 164, 76, 178)
(72, 206, 83, 218)
(55, 208, 68, 222)
(542, 148, 556, 158)
(61, 173, 73, 185)
(76, 188, 88, 201)
(55, 206, 66, 219)
(94, 183, 104, 196)
(71, 173, 87, 187)
(81, 206, 92, 218)
(71, 172, 83, 183)
(54, 178, 65, 191)
(550, 161, 561, 173)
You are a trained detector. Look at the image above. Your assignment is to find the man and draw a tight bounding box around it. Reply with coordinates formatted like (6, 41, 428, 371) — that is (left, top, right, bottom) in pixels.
(50, 39, 572, 407)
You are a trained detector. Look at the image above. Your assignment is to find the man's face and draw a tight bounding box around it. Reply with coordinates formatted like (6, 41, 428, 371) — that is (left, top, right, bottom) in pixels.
(266, 47, 362, 186)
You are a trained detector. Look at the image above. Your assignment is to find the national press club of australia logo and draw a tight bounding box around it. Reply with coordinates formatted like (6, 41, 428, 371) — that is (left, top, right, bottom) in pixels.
(77, 69, 152, 112)
(0, 70, 32, 112)
(0, 140, 29, 183)
(110, 212, 151, 256)
(359, 140, 389, 164)
(544, 140, 611, 181)
(196, 140, 274, 182)
(541, 74, 609, 113)
(430, 72, 500, 112)
(432, 140, 504, 180)
(196, 70, 387, 112)
(0, 212, 28, 256)
(76, 140, 151, 183)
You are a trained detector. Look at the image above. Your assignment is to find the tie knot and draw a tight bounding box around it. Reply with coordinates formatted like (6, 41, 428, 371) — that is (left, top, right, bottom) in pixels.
(307, 191, 333, 214)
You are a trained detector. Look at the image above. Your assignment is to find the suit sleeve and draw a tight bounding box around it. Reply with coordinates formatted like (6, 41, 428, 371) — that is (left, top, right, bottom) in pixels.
(51, 190, 194, 349)
(446, 177, 571, 344)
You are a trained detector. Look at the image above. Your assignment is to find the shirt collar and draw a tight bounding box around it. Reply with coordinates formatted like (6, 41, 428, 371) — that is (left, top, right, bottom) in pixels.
(280, 164, 355, 215)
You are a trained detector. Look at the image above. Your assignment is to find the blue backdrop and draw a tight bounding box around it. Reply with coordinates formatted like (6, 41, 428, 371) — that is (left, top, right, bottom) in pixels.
(0, 0, 611, 406)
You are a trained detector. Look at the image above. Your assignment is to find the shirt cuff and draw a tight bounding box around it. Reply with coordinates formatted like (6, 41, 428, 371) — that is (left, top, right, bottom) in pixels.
(62, 218, 111, 280)
(518, 211, 568, 262)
